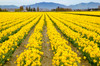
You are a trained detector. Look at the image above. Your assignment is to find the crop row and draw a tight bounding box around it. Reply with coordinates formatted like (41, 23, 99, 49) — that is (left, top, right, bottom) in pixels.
(16, 15, 44, 66)
(0, 14, 39, 43)
(49, 13, 100, 46)
(0, 14, 42, 65)
(46, 15, 81, 66)
(47, 13, 100, 65)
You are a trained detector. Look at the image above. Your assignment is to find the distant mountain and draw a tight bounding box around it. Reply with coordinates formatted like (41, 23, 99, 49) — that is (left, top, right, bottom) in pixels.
(23, 2, 100, 9)
(0, 5, 18, 9)
(0, 2, 100, 9)
(23, 2, 67, 10)
(66, 2, 100, 9)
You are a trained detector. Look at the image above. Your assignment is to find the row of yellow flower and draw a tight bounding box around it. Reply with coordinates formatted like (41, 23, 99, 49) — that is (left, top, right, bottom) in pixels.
(0, 14, 39, 43)
(60, 13, 100, 34)
(62, 13, 100, 27)
(16, 14, 44, 66)
(46, 15, 81, 66)
(66, 11, 100, 16)
(62, 12, 100, 25)
(0, 13, 32, 26)
(52, 13, 100, 33)
(0, 15, 32, 32)
(0, 13, 19, 26)
(59, 12, 100, 27)
(49, 13, 100, 44)
(47, 13, 100, 65)
(0, 15, 42, 65)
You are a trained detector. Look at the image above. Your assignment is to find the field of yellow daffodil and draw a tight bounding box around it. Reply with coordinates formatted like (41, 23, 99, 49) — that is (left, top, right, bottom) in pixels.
(0, 12, 100, 66)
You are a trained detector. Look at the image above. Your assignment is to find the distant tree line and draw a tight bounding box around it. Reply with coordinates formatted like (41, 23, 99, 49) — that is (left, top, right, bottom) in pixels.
(26, 6, 36, 11)
(15, 6, 24, 12)
(0, 8, 8, 12)
(74, 6, 100, 11)
(51, 6, 72, 11)
(98, 6, 100, 9)
(1, 5, 100, 12)
(15, 6, 40, 12)
(15, 6, 73, 12)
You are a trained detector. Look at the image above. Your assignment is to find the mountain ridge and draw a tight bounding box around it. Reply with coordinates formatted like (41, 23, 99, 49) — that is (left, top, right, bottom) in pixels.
(23, 2, 67, 10)
(0, 5, 18, 9)
(67, 2, 100, 9)
(0, 2, 100, 9)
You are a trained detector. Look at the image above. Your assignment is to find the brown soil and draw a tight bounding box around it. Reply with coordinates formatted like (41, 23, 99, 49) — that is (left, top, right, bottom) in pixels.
(55, 26, 91, 66)
(4, 27, 35, 66)
(41, 25, 53, 66)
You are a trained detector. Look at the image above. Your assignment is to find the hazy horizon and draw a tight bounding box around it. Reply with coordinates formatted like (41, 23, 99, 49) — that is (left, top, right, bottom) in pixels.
(0, 0, 100, 6)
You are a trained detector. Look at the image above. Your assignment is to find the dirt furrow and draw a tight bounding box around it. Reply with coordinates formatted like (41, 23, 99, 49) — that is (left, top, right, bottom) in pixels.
(41, 25, 53, 66)
(52, 22, 91, 66)
(4, 26, 35, 66)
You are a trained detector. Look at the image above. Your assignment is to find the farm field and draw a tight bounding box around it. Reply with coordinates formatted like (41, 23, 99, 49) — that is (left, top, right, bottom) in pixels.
(63, 11, 100, 16)
(0, 12, 100, 66)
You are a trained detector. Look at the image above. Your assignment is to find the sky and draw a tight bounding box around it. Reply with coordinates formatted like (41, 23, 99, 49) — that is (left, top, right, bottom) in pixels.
(0, 0, 100, 6)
